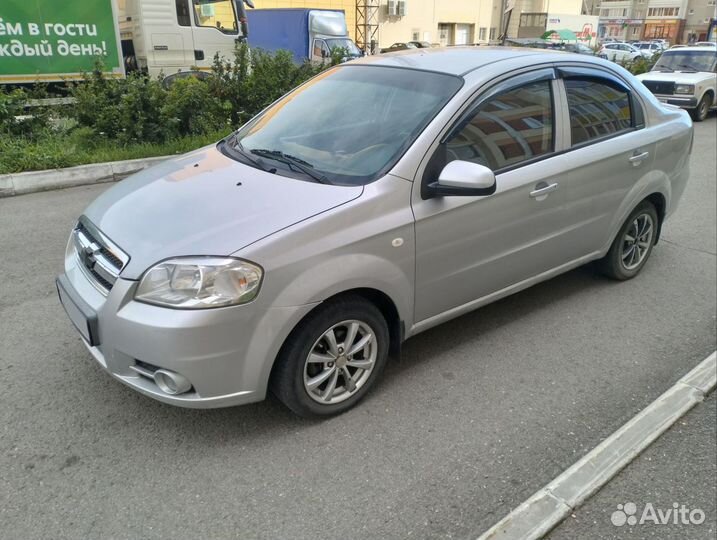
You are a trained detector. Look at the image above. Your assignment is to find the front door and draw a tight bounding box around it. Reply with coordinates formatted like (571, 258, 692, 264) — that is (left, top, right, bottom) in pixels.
(412, 73, 573, 323)
(190, 0, 239, 68)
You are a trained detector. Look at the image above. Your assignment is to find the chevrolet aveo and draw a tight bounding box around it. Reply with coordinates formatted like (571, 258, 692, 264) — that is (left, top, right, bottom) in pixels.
(57, 48, 692, 417)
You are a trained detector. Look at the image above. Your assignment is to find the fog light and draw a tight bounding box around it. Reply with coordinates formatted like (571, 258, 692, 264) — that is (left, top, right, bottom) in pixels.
(153, 369, 192, 395)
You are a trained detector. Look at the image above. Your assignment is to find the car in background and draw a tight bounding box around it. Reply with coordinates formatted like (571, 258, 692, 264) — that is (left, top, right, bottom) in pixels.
(57, 48, 692, 417)
(599, 42, 647, 63)
(561, 42, 596, 55)
(380, 42, 417, 53)
(650, 39, 670, 49)
(635, 41, 663, 58)
(408, 41, 433, 48)
(637, 45, 717, 121)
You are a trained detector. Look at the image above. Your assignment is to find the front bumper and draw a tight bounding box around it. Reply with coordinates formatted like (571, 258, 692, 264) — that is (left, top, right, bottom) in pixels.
(654, 95, 698, 108)
(58, 246, 315, 408)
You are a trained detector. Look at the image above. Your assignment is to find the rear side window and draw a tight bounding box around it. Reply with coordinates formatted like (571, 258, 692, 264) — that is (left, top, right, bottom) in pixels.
(176, 0, 191, 26)
(444, 80, 554, 171)
(564, 79, 632, 146)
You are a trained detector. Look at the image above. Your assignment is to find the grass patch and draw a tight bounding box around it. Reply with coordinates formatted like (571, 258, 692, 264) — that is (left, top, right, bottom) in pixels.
(0, 129, 230, 175)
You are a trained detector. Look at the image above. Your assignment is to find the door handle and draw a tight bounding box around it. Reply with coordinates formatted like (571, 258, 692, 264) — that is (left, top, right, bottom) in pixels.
(629, 151, 650, 164)
(529, 182, 559, 198)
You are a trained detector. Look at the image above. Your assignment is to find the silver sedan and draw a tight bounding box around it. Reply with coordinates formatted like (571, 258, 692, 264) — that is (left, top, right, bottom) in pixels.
(57, 47, 692, 417)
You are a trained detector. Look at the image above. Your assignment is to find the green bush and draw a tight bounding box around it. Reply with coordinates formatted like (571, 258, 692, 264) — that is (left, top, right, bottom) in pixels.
(161, 76, 231, 137)
(4, 45, 338, 173)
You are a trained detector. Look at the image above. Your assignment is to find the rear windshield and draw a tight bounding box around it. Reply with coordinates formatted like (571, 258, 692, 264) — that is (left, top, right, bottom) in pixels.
(225, 65, 463, 186)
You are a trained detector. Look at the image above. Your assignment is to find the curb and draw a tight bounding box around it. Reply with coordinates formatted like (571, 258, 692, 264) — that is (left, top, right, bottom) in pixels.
(477, 351, 717, 540)
(0, 155, 170, 198)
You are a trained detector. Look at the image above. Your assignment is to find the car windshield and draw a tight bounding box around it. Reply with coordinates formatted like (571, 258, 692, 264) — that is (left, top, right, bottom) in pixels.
(227, 66, 463, 185)
(326, 38, 361, 56)
(653, 50, 717, 72)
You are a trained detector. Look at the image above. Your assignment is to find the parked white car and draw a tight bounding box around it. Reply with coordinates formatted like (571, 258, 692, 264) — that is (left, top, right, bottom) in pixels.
(599, 42, 648, 63)
(635, 41, 663, 58)
(637, 46, 717, 121)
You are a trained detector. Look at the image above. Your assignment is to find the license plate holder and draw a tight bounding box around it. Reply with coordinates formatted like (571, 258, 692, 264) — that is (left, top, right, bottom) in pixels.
(56, 275, 100, 346)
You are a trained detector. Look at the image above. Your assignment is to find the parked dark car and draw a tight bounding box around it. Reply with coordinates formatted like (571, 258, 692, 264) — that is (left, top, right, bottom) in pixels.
(408, 41, 433, 48)
(380, 42, 417, 53)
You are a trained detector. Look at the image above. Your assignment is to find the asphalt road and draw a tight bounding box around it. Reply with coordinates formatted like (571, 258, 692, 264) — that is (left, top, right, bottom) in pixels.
(1, 117, 715, 540)
(548, 391, 716, 540)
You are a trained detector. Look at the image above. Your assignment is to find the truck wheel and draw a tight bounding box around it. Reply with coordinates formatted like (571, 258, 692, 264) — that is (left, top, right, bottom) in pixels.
(270, 296, 389, 418)
(690, 94, 712, 122)
(598, 201, 658, 280)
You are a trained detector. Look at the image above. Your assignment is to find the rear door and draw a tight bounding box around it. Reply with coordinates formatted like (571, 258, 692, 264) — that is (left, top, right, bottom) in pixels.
(554, 65, 655, 255)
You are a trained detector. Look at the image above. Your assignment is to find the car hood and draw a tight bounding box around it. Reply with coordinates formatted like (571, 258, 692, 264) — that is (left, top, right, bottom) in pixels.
(83, 144, 363, 279)
(637, 71, 714, 83)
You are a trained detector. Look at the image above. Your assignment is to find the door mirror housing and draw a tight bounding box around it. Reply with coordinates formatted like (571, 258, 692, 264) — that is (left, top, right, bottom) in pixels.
(427, 160, 497, 197)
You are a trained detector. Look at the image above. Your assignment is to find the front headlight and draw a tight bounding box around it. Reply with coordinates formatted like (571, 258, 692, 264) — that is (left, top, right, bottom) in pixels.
(135, 257, 263, 309)
(674, 84, 695, 95)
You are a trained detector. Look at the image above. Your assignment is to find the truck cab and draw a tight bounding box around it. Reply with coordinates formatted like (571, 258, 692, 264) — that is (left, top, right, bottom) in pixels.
(307, 11, 362, 64)
(118, 0, 244, 77)
(246, 9, 361, 65)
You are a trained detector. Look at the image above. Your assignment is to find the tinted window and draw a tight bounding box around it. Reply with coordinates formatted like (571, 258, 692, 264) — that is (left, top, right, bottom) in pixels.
(176, 0, 191, 26)
(444, 81, 554, 171)
(565, 79, 632, 146)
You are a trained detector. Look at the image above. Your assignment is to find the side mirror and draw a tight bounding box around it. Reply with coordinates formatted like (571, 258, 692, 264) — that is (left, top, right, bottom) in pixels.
(427, 160, 496, 197)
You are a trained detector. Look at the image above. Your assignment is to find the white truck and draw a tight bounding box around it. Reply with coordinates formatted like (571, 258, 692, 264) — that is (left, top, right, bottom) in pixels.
(119, 0, 249, 78)
(0, 0, 248, 84)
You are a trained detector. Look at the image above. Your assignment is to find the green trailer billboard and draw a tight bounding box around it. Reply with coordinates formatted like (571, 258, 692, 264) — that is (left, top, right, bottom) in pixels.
(0, 0, 124, 83)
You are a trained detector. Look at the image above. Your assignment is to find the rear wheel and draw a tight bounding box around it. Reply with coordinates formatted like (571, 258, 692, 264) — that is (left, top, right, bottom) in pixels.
(270, 296, 389, 418)
(599, 201, 658, 280)
(690, 94, 712, 122)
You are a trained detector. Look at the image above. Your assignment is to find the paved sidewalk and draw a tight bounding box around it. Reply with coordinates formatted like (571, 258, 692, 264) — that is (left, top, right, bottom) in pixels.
(547, 390, 717, 539)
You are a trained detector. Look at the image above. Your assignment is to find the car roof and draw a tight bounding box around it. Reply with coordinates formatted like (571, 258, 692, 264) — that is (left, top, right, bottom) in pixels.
(350, 46, 567, 76)
(665, 45, 717, 52)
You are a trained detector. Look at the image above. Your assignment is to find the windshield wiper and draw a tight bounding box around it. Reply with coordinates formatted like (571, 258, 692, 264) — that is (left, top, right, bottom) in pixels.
(655, 66, 673, 72)
(250, 149, 332, 184)
(226, 135, 274, 173)
(676, 63, 698, 72)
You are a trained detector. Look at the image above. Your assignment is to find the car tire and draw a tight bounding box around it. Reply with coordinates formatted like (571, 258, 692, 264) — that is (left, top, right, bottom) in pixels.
(690, 94, 712, 122)
(599, 201, 659, 280)
(270, 295, 389, 418)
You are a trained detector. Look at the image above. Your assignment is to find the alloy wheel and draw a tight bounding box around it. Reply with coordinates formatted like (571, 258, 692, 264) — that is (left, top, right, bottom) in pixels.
(621, 213, 654, 270)
(303, 320, 377, 405)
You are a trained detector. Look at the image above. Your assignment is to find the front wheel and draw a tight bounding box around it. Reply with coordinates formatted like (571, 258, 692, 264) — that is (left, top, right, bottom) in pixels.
(599, 201, 659, 280)
(270, 296, 389, 417)
(690, 94, 712, 122)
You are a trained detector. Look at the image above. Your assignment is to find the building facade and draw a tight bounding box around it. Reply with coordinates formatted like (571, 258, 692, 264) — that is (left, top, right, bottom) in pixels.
(251, 0, 500, 46)
(595, 0, 716, 43)
(683, 0, 717, 41)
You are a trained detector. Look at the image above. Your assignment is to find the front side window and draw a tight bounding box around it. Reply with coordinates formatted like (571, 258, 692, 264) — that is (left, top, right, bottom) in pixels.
(443, 81, 554, 171)
(564, 78, 632, 146)
(313, 39, 329, 58)
(227, 66, 463, 185)
(192, 0, 237, 34)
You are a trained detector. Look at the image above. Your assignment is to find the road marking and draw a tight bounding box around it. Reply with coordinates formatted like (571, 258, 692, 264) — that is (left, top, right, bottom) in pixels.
(476, 351, 717, 540)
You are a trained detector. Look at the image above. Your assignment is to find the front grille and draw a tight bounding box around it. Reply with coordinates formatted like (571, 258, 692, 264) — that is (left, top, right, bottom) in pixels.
(641, 80, 675, 96)
(72, 217, 129, 294)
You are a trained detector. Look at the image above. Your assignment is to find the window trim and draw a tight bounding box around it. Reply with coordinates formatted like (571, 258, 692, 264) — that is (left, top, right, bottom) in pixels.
(557, 66, 645, 150)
